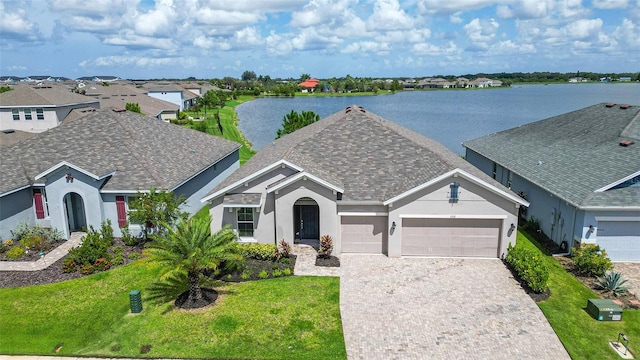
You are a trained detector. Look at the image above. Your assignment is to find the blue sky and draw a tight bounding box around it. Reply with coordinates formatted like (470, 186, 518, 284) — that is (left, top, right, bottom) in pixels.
(1, 0, 639, 79)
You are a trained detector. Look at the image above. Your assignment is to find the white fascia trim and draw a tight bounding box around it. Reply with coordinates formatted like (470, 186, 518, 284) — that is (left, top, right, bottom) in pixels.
(170, 146, 241, 191)
(0, 184, 31, 198)
(337, 200, 385, 205)
(595, 216, 640, 222)
(201, 159, 303, 203)
(399, 214, 508, 219)
(383, 168, 529, 207)
(223, 203, 262, 208)
(338, 212, 389, 216)
(266, 171, 344, 194)
(594, 170, 640, 192)
(100, 189, 153, 194)
(35, 161, 111, 181)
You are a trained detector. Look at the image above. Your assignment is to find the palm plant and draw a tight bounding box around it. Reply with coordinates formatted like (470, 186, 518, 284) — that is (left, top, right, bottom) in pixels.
(147, 215, 242, 308)
(594, 270, 630, 297)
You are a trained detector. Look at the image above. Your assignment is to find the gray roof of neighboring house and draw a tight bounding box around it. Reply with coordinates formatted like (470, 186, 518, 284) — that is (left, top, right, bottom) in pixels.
(0, 108, 240, 196)
(0, 129, 35, 147)
(0, 85, 99, 107)
(211, 105, 513, 202)
(85, 84, 179, 116)
(463, 103, 640, 208)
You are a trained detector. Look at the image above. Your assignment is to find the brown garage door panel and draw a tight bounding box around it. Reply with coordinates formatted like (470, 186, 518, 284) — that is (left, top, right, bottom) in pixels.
(402, 218, 501, 257)
(341, 217, 388, 253)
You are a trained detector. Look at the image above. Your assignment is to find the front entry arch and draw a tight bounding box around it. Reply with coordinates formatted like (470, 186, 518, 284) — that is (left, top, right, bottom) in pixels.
(64, 192, 87, 232)
(294, 197, 319, 244)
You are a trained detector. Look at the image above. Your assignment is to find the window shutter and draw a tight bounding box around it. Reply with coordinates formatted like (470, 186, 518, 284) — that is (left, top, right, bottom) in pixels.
(116, 196, 127, 227)
(34, 190, 45, 219)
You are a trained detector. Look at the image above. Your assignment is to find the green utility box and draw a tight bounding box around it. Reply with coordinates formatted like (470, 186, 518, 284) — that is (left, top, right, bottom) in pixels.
(129, 290, 143, 314)
(587, 299, 622, 321)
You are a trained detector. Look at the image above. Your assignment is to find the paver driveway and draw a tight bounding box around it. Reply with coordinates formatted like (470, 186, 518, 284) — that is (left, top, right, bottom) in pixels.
(614, 262, 640, 298)
(339, 255, 570, 360)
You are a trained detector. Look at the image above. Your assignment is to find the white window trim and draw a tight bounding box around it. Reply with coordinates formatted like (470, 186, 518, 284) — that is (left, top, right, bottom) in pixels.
(236, 207, 255, 239)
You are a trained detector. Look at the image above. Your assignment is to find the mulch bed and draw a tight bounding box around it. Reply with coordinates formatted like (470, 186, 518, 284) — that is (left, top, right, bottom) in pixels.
(0, 238, 143, 289)
(175, 288, 218, 309)
(315, 255, 340, 267)
(555, 256, 639, 308)
(0, 239, 66, 262)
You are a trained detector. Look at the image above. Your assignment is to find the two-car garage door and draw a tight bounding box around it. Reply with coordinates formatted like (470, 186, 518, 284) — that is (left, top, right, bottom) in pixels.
(402, 218, 501, 258)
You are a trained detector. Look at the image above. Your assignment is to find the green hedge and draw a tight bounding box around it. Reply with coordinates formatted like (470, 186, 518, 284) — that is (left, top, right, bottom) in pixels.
(234, 243, 278, 261)
(505, 243, 549, 293)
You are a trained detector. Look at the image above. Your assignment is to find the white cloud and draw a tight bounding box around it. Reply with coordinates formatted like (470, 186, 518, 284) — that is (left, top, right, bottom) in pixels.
(103, 32, 176, 49)
(450, 13, 464, 24)
(490, 40, 537, 54)
(376, 29, 431, 44)
(193, 35, 216, 49)
(80, 55, 198, 68)
(412, 41, 460, 56)
(464, 18, 499, 42)
(234, 27, 263, 46)
(592, 0, 629, 9)
(290, 0, 355, 27)
(565, 18, 603, 39)
(612, 18, 640, 48)
(417, 0, 505, 15)
(0, 3, 44, 42)
(341, 41, 391, 54)
(265, 30, 293, 55)
(366, 0, 417, 31)
(134, 0, 177, 37)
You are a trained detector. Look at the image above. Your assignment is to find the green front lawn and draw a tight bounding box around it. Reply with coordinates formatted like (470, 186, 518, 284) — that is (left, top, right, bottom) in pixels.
(518, 231, 640, 359)
(0, 259, 345, 359)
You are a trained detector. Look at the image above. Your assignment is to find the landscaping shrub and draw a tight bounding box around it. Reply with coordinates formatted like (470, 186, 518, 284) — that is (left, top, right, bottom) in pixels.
(521, 216, 541, 233)
(94, 258, 111, 272)
(10, 222, 31, 241)
(62, 258, 77, 273)
(67, 226, 111, 266)
(80, 264, 95, 275)
(236, 243, 278, 261)
(279, 239, 292, 258)
(128, 253, 141, 261)
(241, 269, 253, 280)
(20, 233, 44, 251)
(100, 220, 114, 246)
(505, 243, 549, 293)
(11, 223, 62, 243)
(595, 270, 630, 297)
(112, 254, 124, 266)
(283, 268, 292, 276)
(318, 235, 333, 258)
(272, 269, 282, 277)
(5, 246, 25, 259)
(258, 270, 269, 279)
(120, 226, 141, 246)
(572, 244, 612, 276)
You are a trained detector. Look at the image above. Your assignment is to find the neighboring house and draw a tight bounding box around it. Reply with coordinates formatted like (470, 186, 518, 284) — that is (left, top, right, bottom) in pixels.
(620, 77, 632, 82)
(0, 108, 240, 240)
(464, 103, 640, 261)
(0, 85, 100, 133)
(85, 84, 179, 121)
(145, 84, 197, 111)
(204, 105, 528, 258)
(298, 78, 320, 92)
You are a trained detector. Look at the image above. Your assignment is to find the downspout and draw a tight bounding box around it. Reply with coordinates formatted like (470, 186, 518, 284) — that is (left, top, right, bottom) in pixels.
(569, 205, 578, 253)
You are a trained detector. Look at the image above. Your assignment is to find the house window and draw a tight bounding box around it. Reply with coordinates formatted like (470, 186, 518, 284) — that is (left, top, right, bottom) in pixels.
(12, 109, 19, 120)
(24, 108, 32, 120)
(492, 162, 497, 179)
(449, 182, 459, 203)
(237, 208, 254, 237)
(126, 196, 142, 225)
(36, 108, 44, 120)
(33, 189, 49, 219)
(507, 171, 513, 189)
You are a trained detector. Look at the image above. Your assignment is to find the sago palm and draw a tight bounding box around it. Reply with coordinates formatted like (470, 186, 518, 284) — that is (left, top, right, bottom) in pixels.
(147, 215, 241, 307)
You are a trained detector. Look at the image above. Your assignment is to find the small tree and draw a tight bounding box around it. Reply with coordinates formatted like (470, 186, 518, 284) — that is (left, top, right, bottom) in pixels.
(275, 110, 320, 139)
(147, 217, 242, 308)
(127, 188, 187, 240)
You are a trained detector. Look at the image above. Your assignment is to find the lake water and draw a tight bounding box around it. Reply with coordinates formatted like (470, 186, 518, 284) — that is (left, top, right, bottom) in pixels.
(236, 83, 640, 154)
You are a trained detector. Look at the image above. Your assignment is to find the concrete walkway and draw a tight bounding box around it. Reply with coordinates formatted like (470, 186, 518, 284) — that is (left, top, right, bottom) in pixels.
(292, 244, 340, 276)
(0, 232, 85, 271)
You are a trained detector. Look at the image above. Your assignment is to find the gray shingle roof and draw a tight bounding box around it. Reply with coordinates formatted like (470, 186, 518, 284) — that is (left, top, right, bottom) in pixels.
(211, 105, 512, 202)
(463, 103, 640, 208)
(223, 193, 262, 206)
(0, 85, 99, 107)
(0, 108, 240, 195)
(85, 84, 179, 116)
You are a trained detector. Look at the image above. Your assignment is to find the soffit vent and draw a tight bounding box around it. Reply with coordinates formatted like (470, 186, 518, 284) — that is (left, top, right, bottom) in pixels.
(619, 140, 635, 147)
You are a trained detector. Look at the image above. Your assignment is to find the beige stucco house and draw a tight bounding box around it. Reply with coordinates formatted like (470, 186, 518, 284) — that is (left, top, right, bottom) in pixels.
(203, 105, 528, 258)
(0, 85, 100, 133)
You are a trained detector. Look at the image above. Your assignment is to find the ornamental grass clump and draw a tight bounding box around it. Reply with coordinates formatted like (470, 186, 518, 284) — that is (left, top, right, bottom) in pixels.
(505, 243, 549, 293)
(595, 270, 630, 297)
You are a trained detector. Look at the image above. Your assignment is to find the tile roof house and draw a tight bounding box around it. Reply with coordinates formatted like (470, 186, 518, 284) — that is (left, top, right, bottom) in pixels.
(0, 85, 100, 133)
(203, 105, 528, 258)
(464, 103, 640, 261)
(0, 108, 240, 240)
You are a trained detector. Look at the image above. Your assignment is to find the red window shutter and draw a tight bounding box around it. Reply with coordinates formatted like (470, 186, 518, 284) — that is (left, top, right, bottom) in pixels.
(33, 190, 45, 219)
(116, 196, 127, 227)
